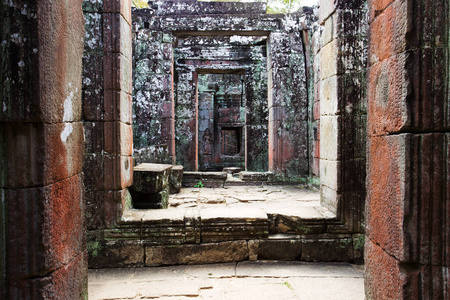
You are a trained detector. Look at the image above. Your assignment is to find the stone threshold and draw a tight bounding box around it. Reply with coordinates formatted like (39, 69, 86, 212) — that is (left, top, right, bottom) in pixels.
(87, 185, 365, 268)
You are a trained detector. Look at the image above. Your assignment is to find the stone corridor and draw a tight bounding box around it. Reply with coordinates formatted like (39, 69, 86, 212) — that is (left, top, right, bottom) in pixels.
(88, 261, 364, 300)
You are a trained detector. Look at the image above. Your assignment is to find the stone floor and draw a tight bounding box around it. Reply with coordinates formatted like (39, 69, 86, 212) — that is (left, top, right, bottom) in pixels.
(168, 185, 334, 219)
(88, 261, 364, 300)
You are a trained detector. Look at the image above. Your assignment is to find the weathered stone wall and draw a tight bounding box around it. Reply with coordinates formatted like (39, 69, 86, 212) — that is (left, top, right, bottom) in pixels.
(317, 0, 367, 233)
(0, 1, 87, 298)
(82, 0, 133, 232)
(132, 3, 314, 179)
(365, 0, 450, 298)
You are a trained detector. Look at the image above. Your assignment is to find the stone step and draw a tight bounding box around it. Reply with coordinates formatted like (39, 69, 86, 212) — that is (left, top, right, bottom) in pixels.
(182, 171, 228, 188)
(87, 233, 364, 268)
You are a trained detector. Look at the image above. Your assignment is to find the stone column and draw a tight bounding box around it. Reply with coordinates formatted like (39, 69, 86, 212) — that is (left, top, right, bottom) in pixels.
(365, 0, 449, 298)
(268, 20, 309, 178)
(318, 0, 367, 233)
(1, 1, 87, 298)
(82, 0, 133, 231)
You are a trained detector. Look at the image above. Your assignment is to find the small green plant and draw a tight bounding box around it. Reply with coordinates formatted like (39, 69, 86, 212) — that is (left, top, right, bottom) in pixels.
(194, 181, 204, 188)
(282, 281, 294, 290)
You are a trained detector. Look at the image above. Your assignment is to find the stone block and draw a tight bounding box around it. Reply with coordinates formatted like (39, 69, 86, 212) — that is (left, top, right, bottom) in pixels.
(301, 237, 353, 262)
(367, 54, 410, 135)
(410, 48, 450, 131)
(104, 122, 133, 156)
(320, 159, 341, 192)
(145, 241, 249, 266)
(5, 174, 84, 280)
(248, 240, 259, 261)
(319, 0, 336, 24)
(84, 121, 132, 156)
(182, 172, 227, 188)
(3, 122, 84, 188)
(319, 115, 340, 160)
(132, 163, 173, 194)
(169, 165, 184, 194)
(103, 0, 132, 24)
(364, 238, 404, 300)
(368, 0, 409, 63)
(366, 134, 410, 261)
(2, 123, 45, 188)
(258, 239, 302, 260)
(102, 154, 133, 191)
(86, 190, 127, 230)
(88, 240, 144, 268)
(44, 122, 85, 185)
(7, 252, 87, 300)
(320, 39, 338, 80)
(239, 171, 273, 182)
(320, 185, 340, 215)
(103, 13, 132, 57)
(103, 53, 132, 94)
(321, 13, 338, 46)
(320, 75, 339, 116)
(368, 0, 395, 22)
(104, 90, 132, 124)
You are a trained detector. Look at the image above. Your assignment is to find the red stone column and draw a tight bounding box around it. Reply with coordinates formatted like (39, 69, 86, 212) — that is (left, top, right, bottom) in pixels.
(0, 1, 87, 299)
(365, 0, 449, 298)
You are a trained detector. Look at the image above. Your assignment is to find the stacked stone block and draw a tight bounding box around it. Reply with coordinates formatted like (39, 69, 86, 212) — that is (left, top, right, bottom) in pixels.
(268, 22, 309, 178)
(0, 1, 87, 298)
(83, 0, 133, 231)
(130, 163, 172, 209)
(317, 0, 367, 234)
(365, 0, 450, 298)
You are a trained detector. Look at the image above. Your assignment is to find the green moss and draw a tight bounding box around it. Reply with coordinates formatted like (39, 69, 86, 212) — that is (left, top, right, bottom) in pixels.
(87, 240, 102, 258)
(354, 235, 365, 252)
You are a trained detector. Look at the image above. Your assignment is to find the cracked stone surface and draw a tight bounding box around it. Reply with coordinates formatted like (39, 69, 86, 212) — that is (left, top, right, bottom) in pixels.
(88, 261, 364, 299)
(167, 186, 333, 219)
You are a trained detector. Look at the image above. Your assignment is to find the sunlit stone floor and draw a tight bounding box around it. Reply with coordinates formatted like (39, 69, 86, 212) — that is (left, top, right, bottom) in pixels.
(167, 185, 335, 220)
(88, 261, 364, 300)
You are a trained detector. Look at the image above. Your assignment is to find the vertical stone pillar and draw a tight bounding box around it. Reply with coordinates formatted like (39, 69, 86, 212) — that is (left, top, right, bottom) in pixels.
(268, 21, 309, 178)
(365, 0, 449, 298)
(318, 0, 367, 233)
(0, 1, 87, 299)
(83, 0, 133, 230)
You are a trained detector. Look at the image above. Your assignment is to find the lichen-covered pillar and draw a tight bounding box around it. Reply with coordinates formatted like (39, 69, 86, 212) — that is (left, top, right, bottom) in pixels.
(268, 24, 309, 179)
(318, 0, 367, 233)
(82, 0, 133, 231)
(0, 1, 87, 298)
(365, 0, 449, 298)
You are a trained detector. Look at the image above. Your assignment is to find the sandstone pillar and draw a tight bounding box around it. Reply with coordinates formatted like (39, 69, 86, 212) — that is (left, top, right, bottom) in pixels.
(365, 0, 449, 298)
(1, 1, 87, 298)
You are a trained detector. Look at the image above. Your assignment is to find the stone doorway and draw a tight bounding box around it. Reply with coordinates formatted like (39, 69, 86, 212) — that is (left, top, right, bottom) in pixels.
(197, 73, 246, 171)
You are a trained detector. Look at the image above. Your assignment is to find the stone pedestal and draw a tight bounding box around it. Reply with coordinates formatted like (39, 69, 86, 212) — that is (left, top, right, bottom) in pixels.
(130, 163, 173, 209)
